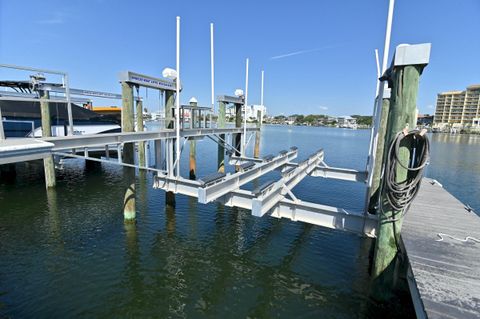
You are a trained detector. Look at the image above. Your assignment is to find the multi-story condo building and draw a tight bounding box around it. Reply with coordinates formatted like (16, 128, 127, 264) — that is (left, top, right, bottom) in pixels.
(434, 84, 480, 128)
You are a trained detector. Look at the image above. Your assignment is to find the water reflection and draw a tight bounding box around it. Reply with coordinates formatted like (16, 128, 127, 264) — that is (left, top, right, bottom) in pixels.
(0, 126, 428, 318)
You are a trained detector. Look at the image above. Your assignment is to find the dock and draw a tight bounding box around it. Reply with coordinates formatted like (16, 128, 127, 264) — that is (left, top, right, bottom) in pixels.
(0, 138, 54, 165)
(1, 40, 477, 317)
(402, 178, 480, 319)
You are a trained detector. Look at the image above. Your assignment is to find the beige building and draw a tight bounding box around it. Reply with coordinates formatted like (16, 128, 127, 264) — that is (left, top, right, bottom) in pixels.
(434, 84, 480, 129)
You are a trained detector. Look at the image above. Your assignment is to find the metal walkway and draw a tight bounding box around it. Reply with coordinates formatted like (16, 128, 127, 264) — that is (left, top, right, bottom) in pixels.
(0, 127, 257, 164)
(402, 179, 480, 319)
(0, 138, 54, 165)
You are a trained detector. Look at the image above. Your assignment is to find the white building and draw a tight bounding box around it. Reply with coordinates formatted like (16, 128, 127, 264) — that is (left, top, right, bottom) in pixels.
(337, 116, 357, 129)
(247, 105, 267, 121)
(150, 110, 165, 120)
(225, 104, 267, 121)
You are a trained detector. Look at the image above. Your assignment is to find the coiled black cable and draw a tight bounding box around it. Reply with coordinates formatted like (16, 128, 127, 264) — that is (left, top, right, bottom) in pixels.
(380, 130, 430, 221)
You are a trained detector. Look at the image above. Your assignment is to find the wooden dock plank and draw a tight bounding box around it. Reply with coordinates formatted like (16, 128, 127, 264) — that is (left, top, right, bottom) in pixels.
(402, 179, 480, 319)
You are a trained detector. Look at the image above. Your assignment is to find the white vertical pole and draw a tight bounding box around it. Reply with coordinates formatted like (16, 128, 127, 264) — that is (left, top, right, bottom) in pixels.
(366, 48, 381, 161)
(175, 16, 181, 177)
(260, 70, 264, 106)
(210, 23, 215, 128)
(0, 106, 5, 140)
(381, 0, 395, 75)
(374, 49, 381, 96)
(210, 23, 215, 111)
(243, 58, 249, 156)
(365, 0, 395, 204)
(64, 74, 74, 135)
(260, 70, 264, 124)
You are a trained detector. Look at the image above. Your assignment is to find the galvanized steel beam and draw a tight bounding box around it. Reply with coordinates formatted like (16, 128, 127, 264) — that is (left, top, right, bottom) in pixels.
(197, 149, 298, 204)
(310, 165, 368, 183)
(41, 127, 259, 151)
(251, 149, 324, 217)
(153, 174, 376, 237)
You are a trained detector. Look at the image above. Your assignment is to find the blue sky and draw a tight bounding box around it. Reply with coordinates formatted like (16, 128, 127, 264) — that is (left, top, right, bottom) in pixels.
(0, 0, 479, 116)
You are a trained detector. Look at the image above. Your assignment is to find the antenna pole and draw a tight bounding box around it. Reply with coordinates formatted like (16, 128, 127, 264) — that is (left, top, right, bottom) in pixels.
(374, 49, 381, 95)
(243, 58, 249, 156)
(260, 69, 264, 124)
(261, 70, 264, 106)
(175, 16, 181, 177)
(210, 23, 215, 111)
(366, 0, 395, 193)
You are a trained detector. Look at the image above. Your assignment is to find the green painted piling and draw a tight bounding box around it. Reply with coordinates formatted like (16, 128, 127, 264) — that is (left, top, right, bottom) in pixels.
(372, 65, 426, 295)
(189, 100, 197, 180)
(121, 82, 136, 221)
(136, 98, 146, 167)
(368, 97, 391, 214)
(40, 90, 56, 188)
(254, 110, 262, 158)
(217, 101, 226, 173)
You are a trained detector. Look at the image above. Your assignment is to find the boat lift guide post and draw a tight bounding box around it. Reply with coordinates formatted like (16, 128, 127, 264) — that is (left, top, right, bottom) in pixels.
(371, 43, 431, 297)
(0, 64, 74, 136)
(118, 70, 178, 211)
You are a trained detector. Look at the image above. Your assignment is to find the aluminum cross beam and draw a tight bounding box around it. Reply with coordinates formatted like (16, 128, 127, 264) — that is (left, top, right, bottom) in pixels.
(197, 149, 298, 204)
(251, 149, 324, 217)
(153, 174, 201, 197)
(217, 189, 376, 237)
(0, 91, 92, 104)
(230, 155, 367, 183)
(151, 177, 377, 237)
(310, 165, 368, 183)
(40, 127, 259, 151)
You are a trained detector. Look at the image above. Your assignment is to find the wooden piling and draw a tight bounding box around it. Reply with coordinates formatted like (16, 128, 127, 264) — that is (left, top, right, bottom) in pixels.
(165, 89, 175, 207)
(189, 100, 197, 180)
(372, 64, 426, 293)
(136, 97, 146, 167)
(154, 139, 162, 170)
(368, 95, 390, 213)
(40, 90, 56, 188)
(121, 81, 136, 221)
(217, 101, 226, 173)
(254, 110, 262, 158)
(234, 103, 242, 156)
(165, 90, 174, 129)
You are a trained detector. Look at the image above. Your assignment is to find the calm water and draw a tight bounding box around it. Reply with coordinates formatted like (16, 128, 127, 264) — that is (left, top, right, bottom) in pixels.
(1, 126, 478, 318)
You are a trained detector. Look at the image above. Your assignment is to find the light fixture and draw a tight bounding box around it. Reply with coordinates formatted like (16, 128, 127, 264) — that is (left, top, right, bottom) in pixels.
(162, 68, 178, 80)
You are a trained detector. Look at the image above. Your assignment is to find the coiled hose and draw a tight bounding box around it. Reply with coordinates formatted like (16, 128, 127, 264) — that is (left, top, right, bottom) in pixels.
(380, 129, 430, 221)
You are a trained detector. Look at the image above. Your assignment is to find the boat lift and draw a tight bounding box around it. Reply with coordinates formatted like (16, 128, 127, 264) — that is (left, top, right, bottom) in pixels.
(0, 13, 377, 237)
(152, 145, 376, 237)
(0, 64, 376, 237)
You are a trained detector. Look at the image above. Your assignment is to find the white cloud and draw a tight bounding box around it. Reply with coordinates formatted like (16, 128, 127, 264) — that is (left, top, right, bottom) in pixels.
(318, 106, 328, 111)
(427, 104, 434, 109)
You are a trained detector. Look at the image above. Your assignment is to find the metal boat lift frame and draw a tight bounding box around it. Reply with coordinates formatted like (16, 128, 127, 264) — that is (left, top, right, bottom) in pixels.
(151, 146, 376, 237)
(42, 139, 376, 237)
(0, 64, 376, 238)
